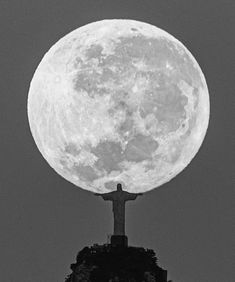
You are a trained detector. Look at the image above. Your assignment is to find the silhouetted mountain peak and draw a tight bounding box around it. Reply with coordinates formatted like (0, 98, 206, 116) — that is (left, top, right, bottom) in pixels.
(65, 243, 170, 282)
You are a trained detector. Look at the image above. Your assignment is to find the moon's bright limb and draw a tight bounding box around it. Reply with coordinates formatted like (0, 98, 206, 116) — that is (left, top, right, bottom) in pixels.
(27, 19, 210, 193)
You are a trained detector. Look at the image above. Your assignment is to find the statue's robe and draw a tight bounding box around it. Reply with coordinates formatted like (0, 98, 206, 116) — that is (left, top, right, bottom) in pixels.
(101, 190, 139, 235)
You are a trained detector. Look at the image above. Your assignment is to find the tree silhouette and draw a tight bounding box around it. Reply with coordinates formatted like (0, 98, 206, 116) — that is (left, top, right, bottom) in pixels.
(65, 244, 170, 282)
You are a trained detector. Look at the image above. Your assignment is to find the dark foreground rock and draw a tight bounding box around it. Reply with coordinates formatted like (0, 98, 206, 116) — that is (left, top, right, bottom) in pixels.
(65, 244, 169, 282)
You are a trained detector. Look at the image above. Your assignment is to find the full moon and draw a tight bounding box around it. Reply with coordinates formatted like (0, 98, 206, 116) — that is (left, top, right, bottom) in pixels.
(28, 19, 209, 193)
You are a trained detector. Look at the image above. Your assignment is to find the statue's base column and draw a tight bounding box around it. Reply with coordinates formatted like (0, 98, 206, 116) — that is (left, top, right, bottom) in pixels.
(111, 235, 128, 247)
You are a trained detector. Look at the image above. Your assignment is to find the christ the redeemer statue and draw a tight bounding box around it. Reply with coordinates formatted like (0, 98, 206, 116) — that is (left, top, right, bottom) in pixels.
(95, 183, 143, 236)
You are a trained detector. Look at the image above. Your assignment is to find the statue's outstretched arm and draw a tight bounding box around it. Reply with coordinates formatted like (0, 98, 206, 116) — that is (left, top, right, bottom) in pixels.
(94, 193, 102, 196)
(125, 192, 143, 201)
(94, 192, 112, 196)
(94, 192, 113, 201)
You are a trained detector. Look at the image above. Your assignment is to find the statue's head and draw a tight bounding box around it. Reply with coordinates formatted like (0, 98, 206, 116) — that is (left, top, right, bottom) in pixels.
(117, 183, 122, 191)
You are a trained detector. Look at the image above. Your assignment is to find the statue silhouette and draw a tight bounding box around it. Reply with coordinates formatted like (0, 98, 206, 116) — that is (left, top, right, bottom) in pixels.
(65, 184, 170, 281)
(95, 183, 143, 236)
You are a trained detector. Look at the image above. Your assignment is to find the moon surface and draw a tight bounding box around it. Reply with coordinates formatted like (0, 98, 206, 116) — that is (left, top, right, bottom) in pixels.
(27, 19, 209, 193)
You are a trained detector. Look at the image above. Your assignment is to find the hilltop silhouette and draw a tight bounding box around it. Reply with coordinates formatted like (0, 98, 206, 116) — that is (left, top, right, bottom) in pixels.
(65, 243, 170, 282)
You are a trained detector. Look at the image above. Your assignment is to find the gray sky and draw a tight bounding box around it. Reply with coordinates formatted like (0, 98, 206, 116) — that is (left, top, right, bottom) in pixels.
(0, 1, 234, 281)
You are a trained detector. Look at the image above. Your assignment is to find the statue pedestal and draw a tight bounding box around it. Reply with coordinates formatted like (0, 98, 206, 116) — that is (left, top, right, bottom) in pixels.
(111, 235, 128, 247)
